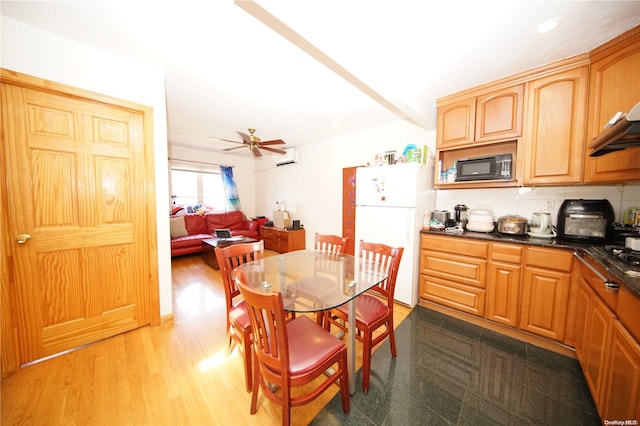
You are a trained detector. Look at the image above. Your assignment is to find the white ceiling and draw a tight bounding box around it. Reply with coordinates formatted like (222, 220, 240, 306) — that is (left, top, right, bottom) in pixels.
(2, 1, 639, 157)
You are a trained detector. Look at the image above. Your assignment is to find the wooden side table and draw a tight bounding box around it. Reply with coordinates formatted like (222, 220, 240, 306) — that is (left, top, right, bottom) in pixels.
(259, 227, 305, 253)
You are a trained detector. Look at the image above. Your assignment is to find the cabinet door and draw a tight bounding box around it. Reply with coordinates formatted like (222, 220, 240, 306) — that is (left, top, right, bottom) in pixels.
(519, 267, 571, 341)
(436, 98, 475, 148)
(523, 66, 589, 185)
(475, 85, 524, 142)
(601, 320, 640, 421)
(573, 276, 593, 367)
(582, 293, 614, 410)
(486, 261, 520, 327)
(585, 31, 640, 182)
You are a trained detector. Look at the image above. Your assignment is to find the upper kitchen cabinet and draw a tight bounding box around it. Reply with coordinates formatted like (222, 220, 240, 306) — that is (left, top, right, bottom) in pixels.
(584, 25, 640, 183)
(436, 84, 524, 149)
(523, 63, 589, 185)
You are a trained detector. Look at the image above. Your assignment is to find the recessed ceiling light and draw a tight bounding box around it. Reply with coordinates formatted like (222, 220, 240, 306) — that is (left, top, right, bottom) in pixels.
(535, 19, 559, 34)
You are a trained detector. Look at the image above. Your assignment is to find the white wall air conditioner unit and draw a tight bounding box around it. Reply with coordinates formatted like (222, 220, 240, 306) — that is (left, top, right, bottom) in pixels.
(275, 148, 300, 167)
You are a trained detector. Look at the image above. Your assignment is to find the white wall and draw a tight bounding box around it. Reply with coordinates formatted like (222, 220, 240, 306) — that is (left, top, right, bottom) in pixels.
(254, 121, 436, 248)
(1, 17, 173, 317)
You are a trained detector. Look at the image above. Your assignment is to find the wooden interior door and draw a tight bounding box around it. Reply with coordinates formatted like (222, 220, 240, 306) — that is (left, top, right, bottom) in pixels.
(1, 71, 159, 365)
(342, 167, 359, 256)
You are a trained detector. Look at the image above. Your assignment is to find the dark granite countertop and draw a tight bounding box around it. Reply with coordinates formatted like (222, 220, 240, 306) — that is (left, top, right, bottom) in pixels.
(420, 229, 640, 298)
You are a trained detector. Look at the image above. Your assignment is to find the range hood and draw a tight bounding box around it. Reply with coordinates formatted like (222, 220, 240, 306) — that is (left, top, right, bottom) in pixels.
(589, 101, 640, 157)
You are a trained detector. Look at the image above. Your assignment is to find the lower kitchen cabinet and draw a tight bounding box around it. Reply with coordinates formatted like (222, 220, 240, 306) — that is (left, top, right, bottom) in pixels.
(601, 320, 640, 421)
(419, 234, 488, 317)
(574, 257, 640, 421)
(486, 243, 522, 327)
(519, 246, 572, 341)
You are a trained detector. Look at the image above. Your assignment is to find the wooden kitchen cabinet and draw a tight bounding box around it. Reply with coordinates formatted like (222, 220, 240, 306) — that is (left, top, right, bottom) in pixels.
(601, 320, 640, 421)
(573, 259, 640, 421)
(419, 234, 488, 317)
(486, 243, 522, 327)
(259, 226, 305, 253)
(436, 84, 524, 149)
(523, 65, 589, 185)
(519, 246, 573, 341)
(584, 25, 640, 183)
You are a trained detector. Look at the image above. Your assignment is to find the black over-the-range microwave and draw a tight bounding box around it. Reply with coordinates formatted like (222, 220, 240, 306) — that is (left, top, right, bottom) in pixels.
(456, 153, 512, 182)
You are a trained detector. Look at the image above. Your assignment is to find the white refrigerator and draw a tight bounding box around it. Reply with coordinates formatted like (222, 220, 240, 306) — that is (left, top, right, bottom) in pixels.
(355, 161, 435, 307)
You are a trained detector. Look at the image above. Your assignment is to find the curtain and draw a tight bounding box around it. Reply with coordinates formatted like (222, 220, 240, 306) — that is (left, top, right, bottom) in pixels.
(221, 166, 242, 211)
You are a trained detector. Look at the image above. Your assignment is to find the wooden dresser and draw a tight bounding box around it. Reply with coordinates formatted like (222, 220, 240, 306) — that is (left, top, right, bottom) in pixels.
(260, 226, 305, 253)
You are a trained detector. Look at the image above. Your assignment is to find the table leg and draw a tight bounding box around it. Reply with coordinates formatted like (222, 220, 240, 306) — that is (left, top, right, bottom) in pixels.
(347, 298, 356, 395)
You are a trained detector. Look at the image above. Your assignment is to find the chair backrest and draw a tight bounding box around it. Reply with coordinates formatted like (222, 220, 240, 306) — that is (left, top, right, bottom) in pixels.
(233, 270, 290, 384)
(315, 233, 349, 255)
(359, 240, 404, 305)
(216, 240, 265, 312)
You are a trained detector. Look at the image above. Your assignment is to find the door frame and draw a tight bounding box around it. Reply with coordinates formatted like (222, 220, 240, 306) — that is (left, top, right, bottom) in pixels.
(0, 69, 160, 377)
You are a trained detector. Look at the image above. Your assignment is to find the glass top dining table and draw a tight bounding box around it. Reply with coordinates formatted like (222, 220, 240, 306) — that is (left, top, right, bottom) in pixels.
(234, 249, 389, 394)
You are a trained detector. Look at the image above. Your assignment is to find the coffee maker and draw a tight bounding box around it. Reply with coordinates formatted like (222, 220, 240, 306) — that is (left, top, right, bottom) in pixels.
(454, 204, 469, 228)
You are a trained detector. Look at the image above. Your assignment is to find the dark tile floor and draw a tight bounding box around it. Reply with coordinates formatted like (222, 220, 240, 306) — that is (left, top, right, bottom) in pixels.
(312, 306, 601, 426)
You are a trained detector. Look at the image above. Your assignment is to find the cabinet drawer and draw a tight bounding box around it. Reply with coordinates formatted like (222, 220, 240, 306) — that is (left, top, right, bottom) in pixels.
(421, 234, 488, 258)
(261, 228, 276, 239)
(580, 260, 618, 312)
(420, 274, 485, 317)
(490, 243, 523, 264)
(525, 246, 573, 272)
(421, 250, 486, 288)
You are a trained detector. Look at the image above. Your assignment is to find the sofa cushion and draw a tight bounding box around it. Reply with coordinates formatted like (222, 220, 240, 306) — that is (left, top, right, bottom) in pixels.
(183, 213, 208, 235)
(171, 233, 213, 250)
(204, 211, 246, 233)
(169, 216, 189, 238)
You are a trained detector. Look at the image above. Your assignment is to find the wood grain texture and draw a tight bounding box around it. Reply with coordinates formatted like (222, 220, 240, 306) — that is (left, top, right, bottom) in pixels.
(1, 252, 411, 425)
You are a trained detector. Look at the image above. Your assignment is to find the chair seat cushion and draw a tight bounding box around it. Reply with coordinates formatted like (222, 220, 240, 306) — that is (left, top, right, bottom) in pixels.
(286, 316, 344, 375)
(229, 301, 251, 330)
(336, 294, 388, 326)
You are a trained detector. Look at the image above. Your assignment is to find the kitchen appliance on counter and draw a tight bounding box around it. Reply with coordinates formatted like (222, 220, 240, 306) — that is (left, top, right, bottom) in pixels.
(454, 204, 469, 228)
(355, 162, 435, 307)
(497, 215, 528, 235)
(556, 199, 615, 243)
(455, 154, 512, 182)
(466, 207, 495, 233)
(529, 212, 554, 238)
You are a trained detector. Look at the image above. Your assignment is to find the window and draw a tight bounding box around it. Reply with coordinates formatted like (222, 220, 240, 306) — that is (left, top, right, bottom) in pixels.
(170, 162, 228, 211)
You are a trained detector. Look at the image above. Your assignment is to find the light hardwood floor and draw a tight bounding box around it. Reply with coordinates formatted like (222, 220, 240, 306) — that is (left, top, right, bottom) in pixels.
(2, 250, 410, 425)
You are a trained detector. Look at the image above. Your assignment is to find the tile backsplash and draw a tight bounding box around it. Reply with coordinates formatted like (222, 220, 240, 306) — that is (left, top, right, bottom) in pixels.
(434, 183, 640, 226)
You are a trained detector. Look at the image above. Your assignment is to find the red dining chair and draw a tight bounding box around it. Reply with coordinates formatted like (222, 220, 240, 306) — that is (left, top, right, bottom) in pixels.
(234, 270, 350, 426)
(215, 240, 265, 393)
(323, 240, 403, 393)
(315, 233, 349, 255)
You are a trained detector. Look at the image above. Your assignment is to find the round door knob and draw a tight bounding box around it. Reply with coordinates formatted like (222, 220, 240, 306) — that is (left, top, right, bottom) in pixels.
(15, 234, 31, 244)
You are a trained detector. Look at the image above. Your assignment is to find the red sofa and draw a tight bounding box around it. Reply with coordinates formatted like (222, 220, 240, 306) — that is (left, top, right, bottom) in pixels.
(170, 211, 259, 257)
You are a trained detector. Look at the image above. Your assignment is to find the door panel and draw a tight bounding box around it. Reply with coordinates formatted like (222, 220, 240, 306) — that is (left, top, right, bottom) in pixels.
(2, 78, 156, 364)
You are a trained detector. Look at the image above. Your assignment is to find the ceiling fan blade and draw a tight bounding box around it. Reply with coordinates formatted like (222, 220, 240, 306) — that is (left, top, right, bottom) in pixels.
(260, 139, 286, 145)
(209, 137, 244, 144)
(237, 131, 251, 144)
(251, 147, 262, 157)
(223, 145, 247, 151)
(260, 146, 288, 155)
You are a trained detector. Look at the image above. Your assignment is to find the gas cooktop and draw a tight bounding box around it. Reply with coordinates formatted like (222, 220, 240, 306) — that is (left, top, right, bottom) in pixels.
(590, 245, 640, 277)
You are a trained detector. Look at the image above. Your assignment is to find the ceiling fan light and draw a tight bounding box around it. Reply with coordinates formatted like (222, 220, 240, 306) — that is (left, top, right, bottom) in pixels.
(535, 19, 559, 34)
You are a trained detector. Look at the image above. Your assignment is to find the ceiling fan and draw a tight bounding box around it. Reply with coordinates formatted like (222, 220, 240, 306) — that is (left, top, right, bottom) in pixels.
(211, 128, 287, 157)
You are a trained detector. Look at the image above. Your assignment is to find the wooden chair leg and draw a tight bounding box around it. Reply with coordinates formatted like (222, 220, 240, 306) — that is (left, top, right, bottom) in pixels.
(388, 321, 397, 358)
(361, 331, 373, 393)
(250, 350, 259, 415)
(242, 331, 252, 392)
(339, 351, 350, 414)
